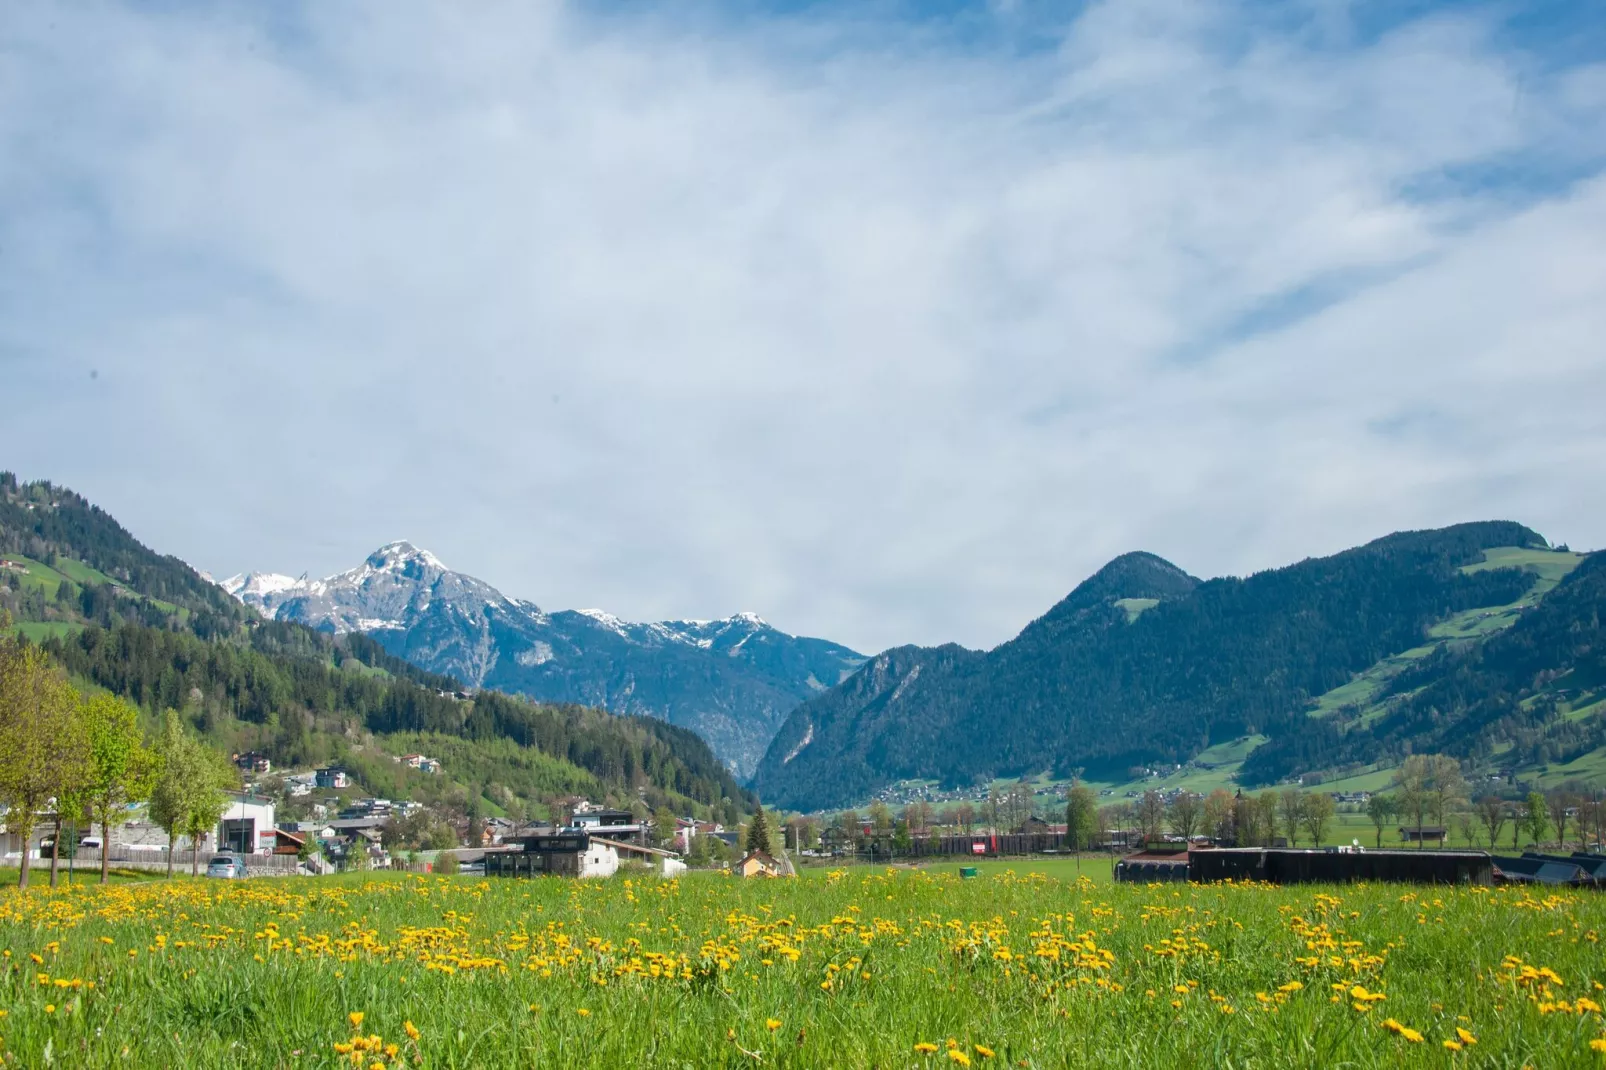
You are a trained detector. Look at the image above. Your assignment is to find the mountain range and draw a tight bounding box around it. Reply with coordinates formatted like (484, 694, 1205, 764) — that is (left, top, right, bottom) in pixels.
(0, 473, 754, 821)
(221, 543, 865, 777)
(8, 467, 1601, 816)
(753, 522, 1606, 810)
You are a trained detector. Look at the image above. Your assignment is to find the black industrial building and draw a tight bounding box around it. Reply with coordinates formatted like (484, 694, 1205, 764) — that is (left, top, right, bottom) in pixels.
(1117, 847, 1494, 885)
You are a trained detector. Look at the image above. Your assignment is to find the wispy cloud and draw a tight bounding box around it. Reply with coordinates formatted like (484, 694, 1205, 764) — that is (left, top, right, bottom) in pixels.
(1, 0, 1602, 652)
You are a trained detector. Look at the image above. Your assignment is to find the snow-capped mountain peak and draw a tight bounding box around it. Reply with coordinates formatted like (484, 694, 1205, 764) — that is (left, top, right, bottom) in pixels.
(366, 540, 447, 573)
(220, 571, 306, 600)
(217, 543, 866, 775)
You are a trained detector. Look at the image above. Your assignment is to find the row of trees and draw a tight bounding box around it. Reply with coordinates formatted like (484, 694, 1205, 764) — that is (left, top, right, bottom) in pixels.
(0, 618, 237, 888)
(1098, 786, 1340, 847)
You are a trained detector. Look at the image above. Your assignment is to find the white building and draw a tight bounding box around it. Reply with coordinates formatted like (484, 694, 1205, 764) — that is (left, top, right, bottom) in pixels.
(217, 793, 277, 856)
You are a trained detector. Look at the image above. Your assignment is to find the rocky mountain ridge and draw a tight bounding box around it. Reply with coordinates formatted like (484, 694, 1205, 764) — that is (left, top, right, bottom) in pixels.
(222, 542, 864, 776)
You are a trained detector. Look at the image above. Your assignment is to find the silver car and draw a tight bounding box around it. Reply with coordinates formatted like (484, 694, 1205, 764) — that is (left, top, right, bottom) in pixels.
(206, 855, 248, 879)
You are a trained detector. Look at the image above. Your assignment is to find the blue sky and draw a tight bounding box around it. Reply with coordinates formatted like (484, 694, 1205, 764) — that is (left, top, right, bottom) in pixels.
(1, 0, 1603, 653)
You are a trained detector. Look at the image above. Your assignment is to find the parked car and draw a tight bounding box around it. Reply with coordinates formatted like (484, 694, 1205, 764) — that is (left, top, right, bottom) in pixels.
(206, 855, 248, 879)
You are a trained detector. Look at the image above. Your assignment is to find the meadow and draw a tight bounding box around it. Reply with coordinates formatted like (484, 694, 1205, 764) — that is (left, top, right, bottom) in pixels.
(1, 867, 1604, 1068)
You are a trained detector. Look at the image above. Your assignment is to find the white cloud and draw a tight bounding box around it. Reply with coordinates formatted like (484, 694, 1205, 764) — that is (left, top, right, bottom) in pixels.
(0, 1, 1602, 653)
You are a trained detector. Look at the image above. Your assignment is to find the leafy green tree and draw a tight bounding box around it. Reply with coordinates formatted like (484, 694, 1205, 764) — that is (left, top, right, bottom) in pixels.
(1300, 793, 1336, 846)
(1475, 795, 1507, 849)
(1366, 794, 1397, 849)
(652, 806, 679, 851)
(1524, 791, 1549, 846)
(149, 710, 228, 878)
(1065, 781, 1098, 871)
(1278, 789, 1305, 847)
(0, 635, 87, 889)
(1254, 792, 1279, 847)
(182, 745, 236, 876)
(1392, 755, 1465, 848)
(80, 692, 158, 883)
(745, 804, 773, 855)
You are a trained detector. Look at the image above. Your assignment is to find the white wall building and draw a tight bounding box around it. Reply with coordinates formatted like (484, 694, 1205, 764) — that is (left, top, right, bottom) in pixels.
(217, 794, 277, 856)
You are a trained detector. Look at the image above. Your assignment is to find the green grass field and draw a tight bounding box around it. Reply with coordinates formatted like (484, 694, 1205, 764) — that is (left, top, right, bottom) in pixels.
(11, 620, 84, 643)
(2, 870, 1603, 1067)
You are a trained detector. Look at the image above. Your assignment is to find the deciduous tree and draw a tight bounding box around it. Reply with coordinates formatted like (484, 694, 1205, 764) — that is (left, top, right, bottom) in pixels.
(1168, 792, 1203, 840)
(1300, 793, 1336, 846)
(1065, 781, 1097, 871)
(1523, 791, 1548, 847)
(0, 636, 86, 889)
(1278, 788, 1305, 847)
(1365, 794, 1397, 849)
(1476, 795, 1508, 849)
(80, 692, 157, 883)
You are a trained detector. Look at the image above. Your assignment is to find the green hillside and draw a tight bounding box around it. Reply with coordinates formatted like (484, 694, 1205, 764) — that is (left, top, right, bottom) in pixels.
(1240, 547, 1606, 786)
(0, 472, 754, 823)
(755, 523, 1606, 811)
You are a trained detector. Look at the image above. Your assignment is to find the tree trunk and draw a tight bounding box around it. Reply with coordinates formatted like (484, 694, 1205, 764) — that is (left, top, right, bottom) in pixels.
(165, 828, 175, 878)
(100, 815, 111, 884)
(17, 823, 33, 890)
(191, 835, 200, 877)
(49, 813, 62, 888)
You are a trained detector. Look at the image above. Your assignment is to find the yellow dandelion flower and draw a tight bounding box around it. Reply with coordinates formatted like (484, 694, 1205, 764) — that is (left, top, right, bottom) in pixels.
(1456, 1028, 1477, 1046)
(975, 1045, 995, 1059)
(1277, 981, 1303, 993)
(915, 1042, 940, 1054)
(1399, 1028, 1424, 1044)
(44, 1004, 55, 1014)
(948, 1051, 972, 1066)
(332, 1042, 354, 1055)
(577, 1009, 591, 1017)
(348, 1012, 364, 1031)
(404, 1021, 420, 1041)
(766, 1019, 782, 1031)
(1589, 1038, 1606, 1053)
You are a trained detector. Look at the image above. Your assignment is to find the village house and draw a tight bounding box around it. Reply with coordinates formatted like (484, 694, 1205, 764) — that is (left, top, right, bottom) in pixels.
(571, 807, 649, 847)
(486, 830, 620, 879)
(314, 768, 351, 789)
(232, 751, 272, 775)
(731, 850, 785, 878)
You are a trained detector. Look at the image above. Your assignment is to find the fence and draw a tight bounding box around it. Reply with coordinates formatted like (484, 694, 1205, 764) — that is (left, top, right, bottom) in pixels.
(25, 847, 306, 877)
(830, 832, 1078, 861)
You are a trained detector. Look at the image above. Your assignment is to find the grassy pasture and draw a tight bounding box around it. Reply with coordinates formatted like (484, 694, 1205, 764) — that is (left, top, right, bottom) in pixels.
(2, 869, 1604, 1068)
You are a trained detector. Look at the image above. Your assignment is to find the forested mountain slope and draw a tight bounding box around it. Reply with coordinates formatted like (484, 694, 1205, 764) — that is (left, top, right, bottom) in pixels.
(1240, 548, 1606, 785)
(0, 473, 752, 820)
(754, 522, 1555, 810)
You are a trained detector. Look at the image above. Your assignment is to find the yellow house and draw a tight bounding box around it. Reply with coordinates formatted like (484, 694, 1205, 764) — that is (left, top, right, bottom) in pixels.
(731, 850, 782, 878)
